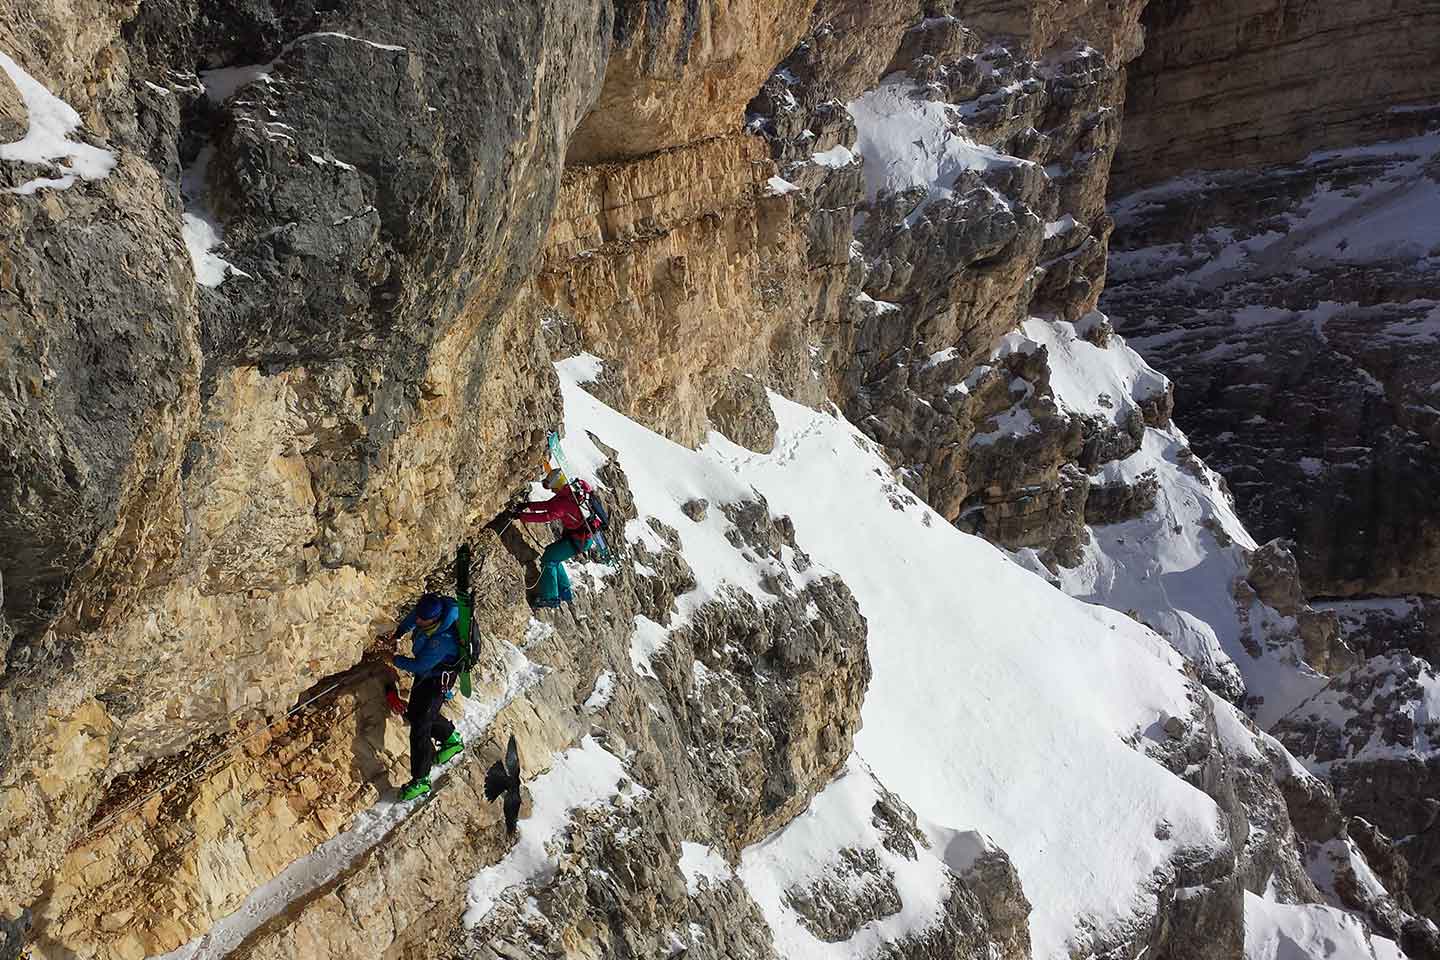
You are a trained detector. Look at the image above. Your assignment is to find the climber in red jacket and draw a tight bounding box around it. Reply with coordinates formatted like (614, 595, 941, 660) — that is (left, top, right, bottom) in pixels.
(510, 469, 592, 608)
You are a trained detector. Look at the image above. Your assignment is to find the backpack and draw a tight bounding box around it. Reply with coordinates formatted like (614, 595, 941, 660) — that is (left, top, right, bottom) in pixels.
(574, 485, 614, 563)
(586, 490, 610, 532)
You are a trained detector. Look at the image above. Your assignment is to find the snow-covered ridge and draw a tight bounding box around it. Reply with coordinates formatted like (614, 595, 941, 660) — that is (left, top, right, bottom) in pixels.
(539, 362, 1232, 956)
(1111, 132, 1440, 276)
(1021, 315, 1169, 427)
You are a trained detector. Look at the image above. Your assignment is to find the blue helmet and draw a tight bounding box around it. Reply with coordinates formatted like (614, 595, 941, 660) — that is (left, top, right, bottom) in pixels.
(416, 593, 445, 621)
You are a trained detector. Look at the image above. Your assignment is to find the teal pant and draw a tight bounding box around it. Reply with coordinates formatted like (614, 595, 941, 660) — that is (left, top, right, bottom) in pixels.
(537, 538, 579, 602)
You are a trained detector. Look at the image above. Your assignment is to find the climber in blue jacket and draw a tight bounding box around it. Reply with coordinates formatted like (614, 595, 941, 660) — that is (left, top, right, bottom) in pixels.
(381, 593, 465, 801)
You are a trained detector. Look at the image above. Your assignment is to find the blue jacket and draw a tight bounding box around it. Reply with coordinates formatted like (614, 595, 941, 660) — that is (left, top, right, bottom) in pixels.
(393, 597, 461, 677)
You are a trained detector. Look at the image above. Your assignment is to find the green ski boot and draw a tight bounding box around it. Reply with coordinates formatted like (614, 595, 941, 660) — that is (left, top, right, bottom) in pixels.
(436, 732, 464, 765)
(399, 777, 431, 801)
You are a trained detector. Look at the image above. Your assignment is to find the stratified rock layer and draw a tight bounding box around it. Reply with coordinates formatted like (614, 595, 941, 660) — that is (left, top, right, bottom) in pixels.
(1114, 0, 1440, 190)
(538, 134, 807, 445)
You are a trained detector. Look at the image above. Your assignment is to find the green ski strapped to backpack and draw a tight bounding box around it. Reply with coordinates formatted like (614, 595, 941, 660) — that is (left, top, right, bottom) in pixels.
(456, 544, 477, 697)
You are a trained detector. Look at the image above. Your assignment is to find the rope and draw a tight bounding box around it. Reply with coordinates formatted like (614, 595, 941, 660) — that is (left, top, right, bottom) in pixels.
(78, 675, 361, 844)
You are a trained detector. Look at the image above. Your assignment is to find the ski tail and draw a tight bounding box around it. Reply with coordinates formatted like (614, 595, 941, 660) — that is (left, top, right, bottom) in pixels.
(485, 734, 522, 800)
(501, 733, 522, 833)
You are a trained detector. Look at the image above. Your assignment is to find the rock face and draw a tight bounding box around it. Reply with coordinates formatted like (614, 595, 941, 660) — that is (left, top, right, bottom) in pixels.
(567, 0, 814, 162)
(537, 133, 808, 445)
(2, 0, 610, 931)
(1114, 0, 1440, 190)
(1105, 134, 1440, 600)
(6, 0, 1434, 957)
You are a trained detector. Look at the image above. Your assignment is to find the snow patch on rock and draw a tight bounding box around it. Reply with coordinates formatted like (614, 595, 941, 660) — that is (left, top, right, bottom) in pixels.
(678, 841, 734, 896)
(464, 736, 638, 925)
(1244, 890, 1401, 960)
(738, 758, 967, 958)
(849, 77, 1021, 216)
(1023, 315, 1169, 425)
(0, 50, 117, 194)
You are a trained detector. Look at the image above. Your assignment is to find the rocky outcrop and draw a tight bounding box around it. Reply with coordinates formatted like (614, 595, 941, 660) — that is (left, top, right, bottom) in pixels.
(1114, 0, 1440, 190)
(743, 2, 1173, 570)
(1238, 539, 1354, 681)
(566, 0, 814, 163)
(776, 771, 1032, 960)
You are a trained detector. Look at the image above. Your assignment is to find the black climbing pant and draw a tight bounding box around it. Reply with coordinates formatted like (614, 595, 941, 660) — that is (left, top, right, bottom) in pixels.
(406, 673, 456, 781)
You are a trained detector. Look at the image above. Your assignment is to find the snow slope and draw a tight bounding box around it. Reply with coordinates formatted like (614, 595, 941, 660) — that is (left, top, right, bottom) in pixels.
(1244, 891, 1403, 960)
(553, 364, 1227, 958)
(1009, 315, 1331, 724)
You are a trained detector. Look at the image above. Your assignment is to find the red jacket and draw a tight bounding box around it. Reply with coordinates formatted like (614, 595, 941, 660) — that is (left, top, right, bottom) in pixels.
(516, 488, 589, 542)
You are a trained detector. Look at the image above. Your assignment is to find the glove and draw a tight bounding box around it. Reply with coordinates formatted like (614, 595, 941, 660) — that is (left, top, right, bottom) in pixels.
(384, 682, 407, 716)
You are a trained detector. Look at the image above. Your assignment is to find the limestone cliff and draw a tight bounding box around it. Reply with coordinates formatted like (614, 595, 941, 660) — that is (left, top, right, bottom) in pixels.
(2, 0, 611, 933)
(1114, 0, 1440, 190)
(3, 0, 1435, 958)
